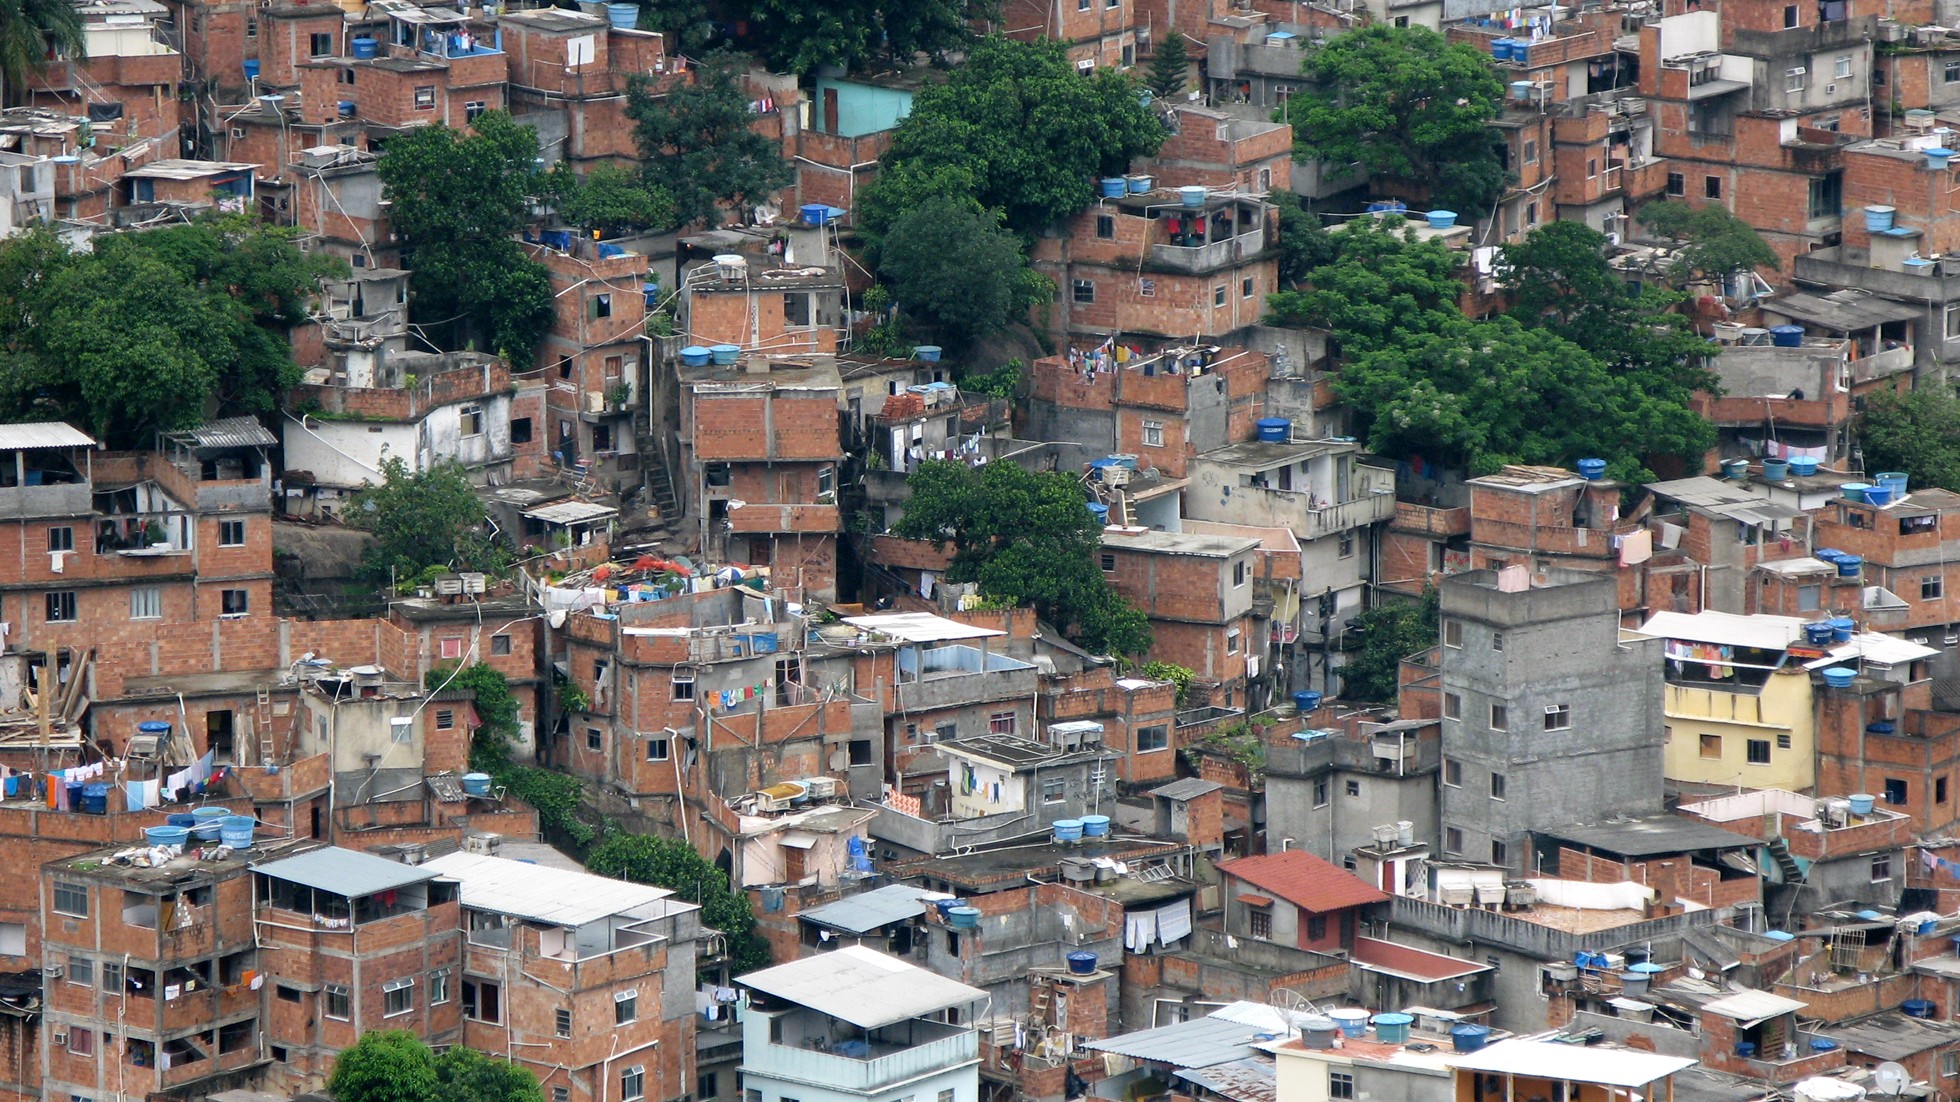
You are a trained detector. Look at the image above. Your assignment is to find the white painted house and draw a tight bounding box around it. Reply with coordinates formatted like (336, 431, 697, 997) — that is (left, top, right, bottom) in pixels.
(738, 946, 985, 1102)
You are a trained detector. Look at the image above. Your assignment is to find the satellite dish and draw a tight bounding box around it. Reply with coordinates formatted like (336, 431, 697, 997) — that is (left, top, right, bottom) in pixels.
(1874, 1062, 1911, 1096)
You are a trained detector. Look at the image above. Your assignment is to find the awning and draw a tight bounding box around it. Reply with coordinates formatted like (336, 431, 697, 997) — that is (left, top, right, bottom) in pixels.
(1235, 893, 1274, 908)
(1764, 291, 1922, 333)
(779, 831, 817, 849)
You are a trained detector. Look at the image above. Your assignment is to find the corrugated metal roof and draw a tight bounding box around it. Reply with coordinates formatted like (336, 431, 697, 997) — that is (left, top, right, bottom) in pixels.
(171, 416, 276, 449)
(523, 500, 619, 525)
(800, 884, 948, 934)
(1701, 990, 1809, 1026)
(254, 846, 437, 897)
(1082, 1008, 1269, 1069)
(421, 851, 678, 927)
(738, 945, 985, 1030)
(1150, 778, 1225, 801)
(0, 422, 95, 450)
(841, 612, 1005, 643)
(1451, 1040, 1695, 1087)
(1173, 1057, 1277, 1102)
(1635, 610, 1808, 651)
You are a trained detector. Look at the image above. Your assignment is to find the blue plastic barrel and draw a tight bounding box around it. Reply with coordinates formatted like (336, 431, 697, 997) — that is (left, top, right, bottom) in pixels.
(1099, 177, 1127, 198)
(191, 805, 228, 840)
(1256, 417, 1292, 442)
(167, 813, 195, 828)
(1577, 458, 1607, 480)
(1810, 1038, 1838, 1053)
(1087, 502, 1110, 524)
(709, 344, 740, 366)
(1426, 210, 1458, 230)
(462, 772, 492, 797)
(219, 815, 256, 849)
(351, 36, 377, 58)
(1180, 186, 1208, 208)
(1067, 950, 1099, 974)
(1837, 555, 1864, 579)
(1492, 37, 1515, 60)
(1771, 325, 1805, 347)
(1829, 616, 1856, 641)
(1766, 930, 1795, 941)
(1843, 482, 1872, 502)
(145, 825, 188, 852)
(1373, 1013, 1413, 1043)
(605, 3, 637, 28)
(243, 59, 261, 81)
(1790, 456, 1820, 477)
(1867, 206, 1897, 232)
(1762, 457, 1789, 481)
(81, 784, 107, 814)
(800, 203, 828, 226)
(1804, 622, 1835, 645)
(138, 720, 171, 736)
(1906, 999, 1937, 1017)
(2, 777, 14, 799)
(1822, 668, 1857, 690)
(1848, 792, 1876, 815)
(948, 906, 981, 929)
(1452, 1025, 1491, 1053)
(1877, 471, 1909, 495)
(1295, 690, 1323, 712)
(1053, 819, 1084, 842)
(1736, 1042, 1758, 1058)
(1865, 485, 1895, 506)
(1126, 174, 1153, 194)
(914, 345, 942, 362)
(679, 345, 711, 367)
(1081, 814, 1111, 837)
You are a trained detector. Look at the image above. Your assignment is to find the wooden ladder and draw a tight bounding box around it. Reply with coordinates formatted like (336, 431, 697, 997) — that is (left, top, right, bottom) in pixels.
(254, 685, 275, 766)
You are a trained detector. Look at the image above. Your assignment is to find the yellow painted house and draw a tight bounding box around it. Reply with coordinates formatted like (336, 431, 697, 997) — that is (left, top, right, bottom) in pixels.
(1638, 610, 1817, 792)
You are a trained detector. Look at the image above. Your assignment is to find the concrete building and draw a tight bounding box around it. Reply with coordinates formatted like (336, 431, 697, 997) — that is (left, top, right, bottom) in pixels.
(737, 946, 984, 1102)
(1436, 568, 1664, 871)
(1636, 610, 1819, 792)
(1264, 720, 1440, 868)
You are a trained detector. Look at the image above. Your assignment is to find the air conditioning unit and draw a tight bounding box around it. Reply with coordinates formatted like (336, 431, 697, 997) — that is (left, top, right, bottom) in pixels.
(50, 1028, 67, 1046)
(45, 965, 62, 979)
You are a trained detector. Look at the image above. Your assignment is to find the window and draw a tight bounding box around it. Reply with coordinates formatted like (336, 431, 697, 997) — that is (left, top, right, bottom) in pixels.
(1042, 777, 1066, 804)
(1489, 772, 1506, 800)
(1785, 66, 1806, 92)
(1943, 777, 1951, 805)
(1700, 733, 1722, 759)
(384, 977, 414, 1016)
(68, 1028, 93, 1056)
(1444, 758, 1462, 786)
(435, 709, 455, 730)
(1873, 852, 1894, 881)
(491, 634, 512, 656)
(990, 711, 1018, 735)
(1345, 779, 1361, 798)
(1248, 908, 1272, 940)
(1213, 285, 1227, 308)
(848, 739, 873, 766)
(938, 1091, 953, 1102)
(246, 16, 257, 36)
(585, 728, 602, 751)
(1136, 724, 1169, 752)
(461, 405, 484, 437)
(1101, 553, 1117, 573)
(1705, 176, 1722, 199)
(1926, 576, 1946, 601)
(1138, 278, 1155, 298)
(1077, 0, 1089, 10)
(220, 520, 245, 547)
(277, 985, 302, 1003)
(621, 1066, 645, 1102)
(1666, 171, 1685, 197)
(1489, 704, 1508, 731)
(1142, 419, 1164, 447)
(130, 587, 161, 620)
(1544, 704, 1570, 731)
(1306, 915, 1327, 941)
(47, 525, 72, 553)
(1227, 629, 1241, 655)
(310, 31, 333, 55)
(46, 591, 76, 623)
(1329, 1070, 1355, 1099)
(101, 962, 121, 992)
(1526, 202, 1538, 226)
(510, 418, 533, 444)
(1945, 1051, 1959, 1079)
(1784, 3, 1798, 26)
(324, 984, 351, 1020)
(1071, 279, 1095, 304)
(1096, 215, 1114, 239)
(1444, 693, 1462, 721)
(463, 978, 501, 1023)
(1444, 827, 1464, 855)
(1798, 583, 1821, 612)
(1242, 277, 1255, 299)
(1233, 559, 1248, 587)
(1491, 839, 1509, 865)
(1747, 739, 1772, 764)
(554, 1008, 572, 1037)
(1835, 54, 1852, 78)
(430, 968, 450, 1004)
(1487, 631, 1503, 653)
(68, 957, 92, 986)
(1444, 620, 1463, 648)
(1945, 58, 1960, 83)
(414, 85, 436, 109)
(1885, 777, 1909, 805)
(591, 293, 613, 319)
(1313, 779, 1329, 807)
(221, 589, 248, 616)
(671, 671, 695, 701)
(613, 988, 639, 1024)
(465, 100, 487, 121)
(646, 737, 669, 762)
(0, 923, 20, 956)
(53, 881, 87, 917)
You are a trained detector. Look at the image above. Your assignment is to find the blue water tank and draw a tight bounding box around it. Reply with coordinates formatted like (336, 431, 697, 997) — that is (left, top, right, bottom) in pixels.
(1905, 999, 1936, 1018)
(709, 344, 741, 366)
(605, 3, 638, 29)
(1821, 668, 1857, 690)
(1762, 457, 1789, 481)
(1848, 792, 1876, 815)
(81, 784, 107, 815)
(1771, 325, 1805, 347)
(1067, 951, 1099, 974)
(351, 35, 377, 58)
(1099, 177, 1127, 198)
(1256, 417, 1292, 442)
(1053, 819, 1084, 842)
(948, 906, 981, 929)
(1452, 1025, 1491, 1053)
(1804, 622, 1835, 645)
(1790, 456, 1820, 477)
(219, 815, 256, 849)
(800, 203, 830, 226)
(1426, 210, 1458, 229)
(1811, 1038, 1839, 1053)
(462, 772, 493, 797)
(679, 346, 711, 367)
(1815, 548, 1845, 564)
(1836, 555, 1863, 579)
(146, 825, 188, 852)
(1843, 482, 1873, 502)
(1877, 471, 1909, 497)
(1867, 205, 1897, 232)
(1294, 690, 1322, 713)
(1080, 814, 1111, 837)
(1373, 1013, 1413, 1044)
(914, 345, 942, 363)
(242, 59, 261, 81)
(1865, 485, 1895, 506)
(1087, 502, 1110, 524)
(1576, 458, 1607, 480)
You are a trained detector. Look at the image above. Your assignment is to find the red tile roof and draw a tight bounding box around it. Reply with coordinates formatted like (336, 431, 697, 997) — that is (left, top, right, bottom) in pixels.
(1218, 850, 1390, 914)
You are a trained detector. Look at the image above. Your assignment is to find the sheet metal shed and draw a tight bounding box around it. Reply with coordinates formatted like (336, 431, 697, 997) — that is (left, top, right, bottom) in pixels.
(738, 945, 985, 1030)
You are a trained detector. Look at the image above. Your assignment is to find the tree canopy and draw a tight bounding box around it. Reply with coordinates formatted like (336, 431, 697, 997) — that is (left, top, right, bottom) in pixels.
(348, 457, 503, 584)
(859, 36, 1163, 240)
(1341, 589, 1438, 704)
(0, 0, 85, 102)
(893, 460, 1151, 656)
(1636, 199, 1780, 284)
(0, 218, 340, 446)
(544, 163, 674, 237)
(376, 111, 554, 367)
(628, 50, 795, 229)
(745, 0, 985, 74)
(877, 196, 1052, 349)
(1264, 217, 1463, 349)
(587, 832, 771, 973)
(1282, 24, 1509, 213)
(330, 1031, 542, 1102)
(1858, 385, 1960, 491)
(1145, 32, 1188, 99)
(428, 661, 522, 761)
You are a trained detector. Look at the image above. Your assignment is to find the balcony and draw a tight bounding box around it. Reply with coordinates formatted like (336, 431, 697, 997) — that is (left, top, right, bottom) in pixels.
(1149, 228, 1269, 275)
(746, 1027, 977, 1093)
(726, 502, 841, 534)
(894, 646, 1037, 712)
(0, 479, 89, 518)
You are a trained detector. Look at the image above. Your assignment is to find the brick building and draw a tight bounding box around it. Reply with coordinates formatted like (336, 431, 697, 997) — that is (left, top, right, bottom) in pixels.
(679, 258, 846, 358)
(530, 239, 653, 493)
(20, 4, 184, 150)
(1100, 528, 1260, 709)
(997, 0, 1139, 70)
(502, 10, 677, 171)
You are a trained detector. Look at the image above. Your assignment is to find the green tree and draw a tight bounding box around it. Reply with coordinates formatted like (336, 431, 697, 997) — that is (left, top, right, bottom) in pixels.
(587, 832, 772, 973)
(747, 0, 985, 73)
(894, 460, 1152, 655)
(349, 458, 503, 583)
(628, 50, 794, 229)
(637, 0, 715, 53)
(1636, 199, 1780, 284)
(427, 661, 522, 761)
(1859, 385, 1960, 491)
(0, 0, 84, 107)
(1146, 32, 1188, 99)
(1263, 217, 1463, 349)
(1340, 589, 1438, 704)
(328, 1031, 439, 1102)
(0, 220, 339, 445)
(859, 36, 1163, 240)
(1282, 25, 1508, 213)
(877, 197, 1051, 349)
(544, 163, 674, 237)
(377, 111, 554, 367)
(1269, 190, 1336, 288)
(434, 1044, 545, 1102)
(1140, 661, 1196, 706)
